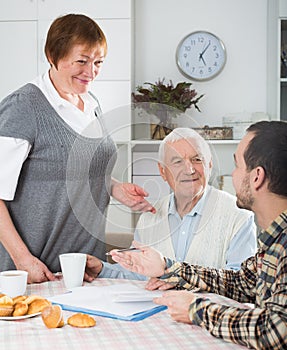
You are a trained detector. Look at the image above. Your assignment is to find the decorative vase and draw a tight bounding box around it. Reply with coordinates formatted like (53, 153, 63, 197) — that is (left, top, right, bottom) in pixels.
(150, 123, 176, 140)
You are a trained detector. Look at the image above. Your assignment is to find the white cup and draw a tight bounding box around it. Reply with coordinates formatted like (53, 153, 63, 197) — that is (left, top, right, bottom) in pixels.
(59, 253, 86, 289)
(0, 270, 28, 297)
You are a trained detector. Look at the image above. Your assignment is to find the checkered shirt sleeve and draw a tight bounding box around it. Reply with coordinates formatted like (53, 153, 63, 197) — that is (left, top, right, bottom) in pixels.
(162, 211, 287, 349)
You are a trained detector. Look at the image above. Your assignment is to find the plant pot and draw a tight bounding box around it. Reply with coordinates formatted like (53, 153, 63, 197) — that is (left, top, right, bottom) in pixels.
(150, 123, 176, 140)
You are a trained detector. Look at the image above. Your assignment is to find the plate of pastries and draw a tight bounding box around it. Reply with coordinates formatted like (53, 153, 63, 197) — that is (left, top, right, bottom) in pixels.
(0, 294, 51, 320)
(0, 293, 96, 328)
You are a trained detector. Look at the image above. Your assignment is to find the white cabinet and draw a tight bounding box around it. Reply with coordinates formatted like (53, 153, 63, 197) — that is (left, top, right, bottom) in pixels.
(37, 0, 131, 20)
(0, 0, 38, 97)
(0, 0, 37, 20)
(267, 0, 287, 121)
(0, 21, 38, 99)
(280, 19, 287, 121)
(0, 0, 38, 99)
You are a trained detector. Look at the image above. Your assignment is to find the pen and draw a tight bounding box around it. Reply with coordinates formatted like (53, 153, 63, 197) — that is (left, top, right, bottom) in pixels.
(105, 247, 142, 256)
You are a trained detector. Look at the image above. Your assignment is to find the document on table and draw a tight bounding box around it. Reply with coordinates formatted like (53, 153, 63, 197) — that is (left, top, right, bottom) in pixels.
(48, 283, 166, 321)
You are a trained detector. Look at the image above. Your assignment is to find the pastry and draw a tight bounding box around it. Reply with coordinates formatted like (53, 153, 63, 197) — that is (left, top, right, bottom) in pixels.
(27, 298, 51, 314)
(12, 301, 28, 317)
(13, 295, 28, 304)
(0, 295, 14, 317)
(24, 295, 45, 305)
(67, 313, 96, 328)
(41, 305, 64, 328)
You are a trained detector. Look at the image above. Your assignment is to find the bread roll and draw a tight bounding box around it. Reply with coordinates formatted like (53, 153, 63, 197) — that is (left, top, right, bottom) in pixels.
(0, 295, 13, 316)
(67, 313, 96, 328)
(13, 295, 28, 304)
(41, 305, 64, 328)
(13, 301, 28, 316)
(27, 298, 51, 314)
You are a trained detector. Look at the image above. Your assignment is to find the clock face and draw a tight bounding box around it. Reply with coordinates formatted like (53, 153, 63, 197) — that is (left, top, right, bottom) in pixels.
(176, 31, 226, 81)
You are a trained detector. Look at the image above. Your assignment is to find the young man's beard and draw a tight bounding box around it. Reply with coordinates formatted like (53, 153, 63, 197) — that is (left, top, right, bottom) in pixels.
(236, 175, 254, 211)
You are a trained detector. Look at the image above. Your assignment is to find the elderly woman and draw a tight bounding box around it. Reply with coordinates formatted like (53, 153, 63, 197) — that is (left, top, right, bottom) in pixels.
(0, 14, 154, 283)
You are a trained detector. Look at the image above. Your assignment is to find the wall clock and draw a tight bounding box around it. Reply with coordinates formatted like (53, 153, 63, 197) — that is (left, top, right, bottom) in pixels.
(176, 31, 227, 81)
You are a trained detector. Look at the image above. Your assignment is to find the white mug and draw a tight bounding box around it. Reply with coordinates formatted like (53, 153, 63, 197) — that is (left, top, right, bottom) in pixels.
(0, 270, 28, 297)
(59, 253, 86, 289)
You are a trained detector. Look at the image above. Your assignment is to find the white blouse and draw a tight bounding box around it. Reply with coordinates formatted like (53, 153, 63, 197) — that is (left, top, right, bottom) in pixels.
(0, 71, 103, 200)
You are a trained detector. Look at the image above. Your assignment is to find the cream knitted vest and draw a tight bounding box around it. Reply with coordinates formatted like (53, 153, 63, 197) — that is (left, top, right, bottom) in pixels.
(136, 187, 253, 269)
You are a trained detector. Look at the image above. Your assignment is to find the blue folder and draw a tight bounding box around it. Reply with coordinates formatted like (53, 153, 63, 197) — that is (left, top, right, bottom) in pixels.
(53, 302, 166, 321)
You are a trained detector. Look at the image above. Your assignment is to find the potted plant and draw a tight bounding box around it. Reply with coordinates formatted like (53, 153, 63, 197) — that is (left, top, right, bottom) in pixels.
(132, 78, 204, 139)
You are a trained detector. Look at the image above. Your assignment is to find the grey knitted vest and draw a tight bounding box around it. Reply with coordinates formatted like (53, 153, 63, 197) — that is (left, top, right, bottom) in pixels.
(0, 83, 117, 272)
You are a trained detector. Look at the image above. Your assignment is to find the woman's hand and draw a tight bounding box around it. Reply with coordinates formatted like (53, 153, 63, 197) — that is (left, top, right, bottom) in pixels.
(16, 255, 57, 283)
(111, 240, 166, 277)
(84, 254, 103, 282)
(111, 180, 156, 213)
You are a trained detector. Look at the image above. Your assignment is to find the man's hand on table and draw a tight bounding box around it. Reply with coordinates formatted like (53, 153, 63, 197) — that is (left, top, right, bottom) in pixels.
(84, 254, 103, 282)
(153, 290, 196, 324)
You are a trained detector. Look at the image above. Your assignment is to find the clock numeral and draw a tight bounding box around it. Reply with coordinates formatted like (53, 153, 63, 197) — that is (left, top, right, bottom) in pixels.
(208, 67, 212, 73)
(215, 53, 219, 59)
(184, 45, 191, 51)
(213, 45, 217, 51)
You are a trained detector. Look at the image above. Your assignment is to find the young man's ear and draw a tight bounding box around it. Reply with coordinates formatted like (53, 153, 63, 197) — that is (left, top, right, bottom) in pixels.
(158, 162, 167, 181)
(252, 166, 266, 190)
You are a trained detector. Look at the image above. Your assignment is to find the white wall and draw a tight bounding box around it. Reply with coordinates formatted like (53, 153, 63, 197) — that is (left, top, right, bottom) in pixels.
(134, 0, 268, 127)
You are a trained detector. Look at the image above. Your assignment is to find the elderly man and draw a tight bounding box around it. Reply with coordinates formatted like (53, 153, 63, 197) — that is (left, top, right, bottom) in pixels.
(112, 121, 287, 349)
(85, 128, 257, 280)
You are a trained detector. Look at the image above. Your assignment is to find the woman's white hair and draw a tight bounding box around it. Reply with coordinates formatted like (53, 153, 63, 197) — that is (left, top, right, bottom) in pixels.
(158, 127, 212, 166)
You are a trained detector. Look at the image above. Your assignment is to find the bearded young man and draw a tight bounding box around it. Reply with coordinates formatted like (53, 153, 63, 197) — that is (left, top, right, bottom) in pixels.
(111, 121, 287, 350)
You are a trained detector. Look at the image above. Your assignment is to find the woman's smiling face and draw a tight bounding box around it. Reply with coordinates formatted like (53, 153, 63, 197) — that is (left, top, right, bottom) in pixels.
(49, 44, 105, 95)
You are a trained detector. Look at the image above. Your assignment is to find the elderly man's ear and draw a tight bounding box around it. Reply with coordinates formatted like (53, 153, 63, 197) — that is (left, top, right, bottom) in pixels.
(158, 163, 167, 181)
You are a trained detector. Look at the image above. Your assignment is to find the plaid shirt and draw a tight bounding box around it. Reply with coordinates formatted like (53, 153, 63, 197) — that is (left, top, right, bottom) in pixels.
(163, 210, 287, 349)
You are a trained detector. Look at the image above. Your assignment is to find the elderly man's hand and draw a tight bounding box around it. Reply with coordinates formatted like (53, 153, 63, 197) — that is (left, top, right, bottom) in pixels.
(146, 277, 175, 291)
(111, 240, 166, 277)
(84, 254, 103, 282)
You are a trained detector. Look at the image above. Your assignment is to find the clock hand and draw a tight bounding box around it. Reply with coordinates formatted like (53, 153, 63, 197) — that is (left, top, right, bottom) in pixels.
(199, 53, 206, 66)
(198, 41, 211, 65)
(201, 42, 211, 56)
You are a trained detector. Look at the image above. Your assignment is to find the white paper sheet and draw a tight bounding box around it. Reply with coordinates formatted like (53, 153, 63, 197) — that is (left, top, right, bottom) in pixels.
(112, 290, 163, 303)
(48, 283, 164, 319)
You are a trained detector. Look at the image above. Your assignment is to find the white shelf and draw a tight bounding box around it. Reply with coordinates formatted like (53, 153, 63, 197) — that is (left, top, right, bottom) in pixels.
(130, 139, 240, 146)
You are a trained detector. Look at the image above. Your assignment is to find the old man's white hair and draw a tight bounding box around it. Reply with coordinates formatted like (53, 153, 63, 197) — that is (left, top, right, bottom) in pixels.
(158, 127, 212, 167)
